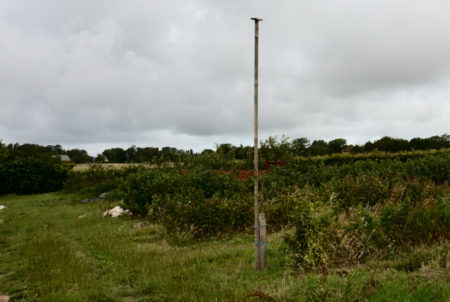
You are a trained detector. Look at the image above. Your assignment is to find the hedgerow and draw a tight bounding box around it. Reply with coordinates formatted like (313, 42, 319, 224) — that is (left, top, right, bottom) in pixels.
(261, 151, 450, 199)
(0, 156, 70, 194)
(294, 148, 450, 166)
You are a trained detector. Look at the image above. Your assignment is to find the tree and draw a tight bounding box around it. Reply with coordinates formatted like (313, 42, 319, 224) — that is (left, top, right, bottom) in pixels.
(46, 144, 64, 154)
(426, 135, 450, 149)
(328, 138, 347, 154)
(409, 137, 426, 150)
(292, 138, 310, 156)
(201, 149, 214, 155)
(0, 156, 68, 194)
(135, 147, 159, 162)
(234, 144, 253, 164)
(216, 143, 233, 156)
(94, 154, 106, 163)
(0, 140, 9, 163)
(363, 141, 375, 152)
(350, 145, 364, 153)
(161, 147, 183, 162)
(309, 140, 329, 156)
(102, 148, 127, 163)
(0, 141, 69, 194)
(260, 135, 293, 162)
(66, 149, 92, 163)
(372, 137, 409, 152)
(125, 145, 137, 162)
(410, 135, 450, 150)
(8, 143, 53, 158)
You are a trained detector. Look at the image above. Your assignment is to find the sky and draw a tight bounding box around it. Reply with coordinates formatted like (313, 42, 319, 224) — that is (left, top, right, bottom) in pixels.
(0, 1, 449, 156)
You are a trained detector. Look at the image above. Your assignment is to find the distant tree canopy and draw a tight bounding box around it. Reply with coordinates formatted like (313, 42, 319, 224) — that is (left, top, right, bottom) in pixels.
(409, 135, 450, 151)
(0, 141, 70, 194)
(122, 146, 160, 163)
(1, 134, 448, 168)
(0, 142, 93, 163)
(309, 140, 329, 156)
(102, 148, 127, 163)
(0, 140, 9, 163)
(6, 143, 54, 158)
(1, 133, 449, 195)
(328, 138, 347, 154)
(371, 136, 410, 152)
(66, 149, 92, 163)
(292, 138, 310, 155)
(361, 135, 449, 153)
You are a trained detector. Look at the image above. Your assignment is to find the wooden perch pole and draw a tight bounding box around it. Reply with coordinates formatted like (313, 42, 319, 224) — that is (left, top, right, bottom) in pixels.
(251, 17, 265, 271)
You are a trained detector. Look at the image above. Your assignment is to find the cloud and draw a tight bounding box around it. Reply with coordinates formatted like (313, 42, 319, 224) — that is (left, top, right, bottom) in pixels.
(0, 0, 448, 155)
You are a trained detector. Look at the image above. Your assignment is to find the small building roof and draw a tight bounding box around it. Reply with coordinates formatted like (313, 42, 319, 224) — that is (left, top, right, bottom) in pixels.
(60, 155, 70, 161)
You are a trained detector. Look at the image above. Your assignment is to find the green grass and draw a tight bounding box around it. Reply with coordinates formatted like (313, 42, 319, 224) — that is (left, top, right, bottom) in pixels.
(0, 193, 448, 301)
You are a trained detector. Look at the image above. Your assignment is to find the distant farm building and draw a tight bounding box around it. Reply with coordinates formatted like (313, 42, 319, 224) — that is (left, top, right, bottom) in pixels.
(342, 147, 353, 153)
(59, 155, 70, 161)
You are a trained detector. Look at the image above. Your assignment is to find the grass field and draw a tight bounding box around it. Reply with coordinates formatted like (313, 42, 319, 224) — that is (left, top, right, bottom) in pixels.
(0, 193, 448, 301)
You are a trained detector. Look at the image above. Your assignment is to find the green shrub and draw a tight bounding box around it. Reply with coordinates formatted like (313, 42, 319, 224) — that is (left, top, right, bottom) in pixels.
(341, 206, 383, 261)
(285, 193, 385, 270)
(284, 180, 449, 270)
(294, 148, 450, 167)
(64, 149, 448, 243)
(404, 152, 449, 183)
(264, 150, 450, 196)
(261, 190, 298, 228)
(123, 168, 180, 215)
(380, 191, 449, 246)
(159, 194, 252, 238)
(63, 165, 142, 196)
(0, 156, 69, 194)
(393, 249, 433, 272)
(283, 188, 340, 270)
(330, 175, 392, 208)
(123, 168, 253, 237)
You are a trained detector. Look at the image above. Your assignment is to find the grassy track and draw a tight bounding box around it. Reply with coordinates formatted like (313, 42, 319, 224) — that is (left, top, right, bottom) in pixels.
(0, 193, 448, 301)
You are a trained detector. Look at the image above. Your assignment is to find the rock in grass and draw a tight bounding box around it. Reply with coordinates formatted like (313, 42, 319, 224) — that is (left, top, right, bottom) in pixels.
(103, 206, 131, 218)
(0, 295, 9, 302)
(80, 192, 111, 203)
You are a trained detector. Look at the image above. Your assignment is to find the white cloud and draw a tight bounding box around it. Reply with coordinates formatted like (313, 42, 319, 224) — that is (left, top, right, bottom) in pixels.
(0, 0, 448, 155)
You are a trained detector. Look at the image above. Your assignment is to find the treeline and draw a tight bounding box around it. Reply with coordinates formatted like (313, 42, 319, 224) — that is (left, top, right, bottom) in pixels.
(97, 134, 450, 165)
(0, 142, 91, 163)
(0, 134, 449, 194)
(1, 134, 448, 165)
(0, 141, 71, 194)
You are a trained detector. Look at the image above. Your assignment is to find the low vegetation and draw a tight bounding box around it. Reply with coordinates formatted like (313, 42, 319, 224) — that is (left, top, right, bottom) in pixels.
(0, 137, 449, 300)
(0, 155, 70, 195)
(0, 193, 448, 301)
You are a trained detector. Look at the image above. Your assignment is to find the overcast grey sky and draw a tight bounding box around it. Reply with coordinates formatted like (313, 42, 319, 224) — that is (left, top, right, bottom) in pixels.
(0, 1, 449, 155)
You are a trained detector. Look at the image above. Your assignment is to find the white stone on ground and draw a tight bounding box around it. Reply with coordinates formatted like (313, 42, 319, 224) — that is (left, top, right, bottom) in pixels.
(103, 206, 131, 218)
(0, 295, 9, 302)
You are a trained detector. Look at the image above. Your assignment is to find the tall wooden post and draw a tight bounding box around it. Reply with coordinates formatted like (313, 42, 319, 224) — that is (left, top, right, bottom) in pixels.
(251, 17, 264, 271)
